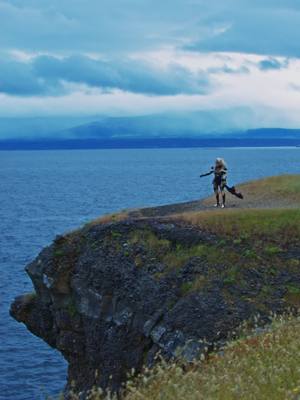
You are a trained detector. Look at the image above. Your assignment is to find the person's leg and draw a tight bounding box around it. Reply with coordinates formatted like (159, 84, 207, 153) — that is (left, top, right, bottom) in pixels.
(214, 185, 220, 206)
(221, 191, 226, 208)
(213, 180, 221, 206)
(220, 180, 226, 208)
(215, 191, 220, 206)
(213, 180, 220, 206)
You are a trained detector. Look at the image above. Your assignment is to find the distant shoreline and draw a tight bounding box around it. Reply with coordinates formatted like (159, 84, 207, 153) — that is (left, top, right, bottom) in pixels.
(0, 138, 300, 151)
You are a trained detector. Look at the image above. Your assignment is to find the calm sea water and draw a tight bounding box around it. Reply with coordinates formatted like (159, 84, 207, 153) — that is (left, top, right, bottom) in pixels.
(0, 147, 299, 400)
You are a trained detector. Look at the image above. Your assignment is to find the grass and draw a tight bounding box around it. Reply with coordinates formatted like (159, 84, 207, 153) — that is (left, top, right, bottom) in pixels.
(121, 314, 300, 400)
(127, 229, 240, 279)
(180, 275, 207, 295)
(223, 266, 239, 285)
(111, 230, 122, 238)
(164, 243, 241, 272)
(264, 244, 282, 256)
(83, 211, 129, 228)
(175, 208, 300, 248)
(286, 284, 300, 295)
(202, 174, 300, 207)
(128, 229, 171, 259)
(53, 248, 65, 258)
(192, 175, 300, 249)
(239, 174, 300, 199)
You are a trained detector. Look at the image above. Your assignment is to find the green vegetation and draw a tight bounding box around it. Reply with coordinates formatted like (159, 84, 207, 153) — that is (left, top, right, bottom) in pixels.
(202, 174, 300, 208)
(223, 267, 239, 285)
(241, 174, 300, 199)
(22, 292, 37, 304)
(286, 284, 300, 295)
(180, 275, 206, 295)
(164, 243, 207, 269)
(126, 228, 289, 307)
(176, 208, 300, 248)
(111, 230, 122, 238)
(264, 244, 282, 256)
(87, 211, 129, 226)
(53, 248, 65, 258)
(67, 298, 78, 318)
(122, 212, 298, 300)
(129, 230, 171, 255)
(127, 229, 242, 285)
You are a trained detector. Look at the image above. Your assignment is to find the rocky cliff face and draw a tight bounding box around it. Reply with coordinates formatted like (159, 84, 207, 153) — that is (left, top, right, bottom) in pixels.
(10, 183, 300, 396)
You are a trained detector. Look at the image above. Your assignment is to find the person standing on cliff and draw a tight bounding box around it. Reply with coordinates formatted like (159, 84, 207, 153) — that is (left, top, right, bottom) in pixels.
(200, 158, 228, 208)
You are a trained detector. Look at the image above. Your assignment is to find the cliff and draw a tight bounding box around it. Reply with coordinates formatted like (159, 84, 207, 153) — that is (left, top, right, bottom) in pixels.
(10, 175, 300, 397)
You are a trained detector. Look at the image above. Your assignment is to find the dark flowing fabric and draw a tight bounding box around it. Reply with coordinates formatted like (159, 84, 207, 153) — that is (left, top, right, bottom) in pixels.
(225, 185, 244, 199)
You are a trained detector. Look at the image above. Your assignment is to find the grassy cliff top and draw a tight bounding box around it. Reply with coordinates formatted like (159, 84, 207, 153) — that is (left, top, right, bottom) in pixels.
(173, 174, 300, 247)
(82, 175, 299, 267)
(87, 175, 300, 246)
(91, 174, 300, 225)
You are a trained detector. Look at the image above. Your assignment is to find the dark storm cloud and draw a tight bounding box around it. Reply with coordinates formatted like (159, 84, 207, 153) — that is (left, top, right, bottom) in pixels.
(0, 55, 211, 96)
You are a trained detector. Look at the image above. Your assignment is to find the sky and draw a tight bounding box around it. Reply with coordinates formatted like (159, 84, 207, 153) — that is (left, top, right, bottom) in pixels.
(1, 0, 300, 132)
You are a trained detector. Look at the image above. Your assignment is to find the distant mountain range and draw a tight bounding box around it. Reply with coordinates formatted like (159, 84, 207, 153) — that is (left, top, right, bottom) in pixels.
(59, 115, 300, 140)
(0, 116, 99, 139)
(0, 113, 300, 149)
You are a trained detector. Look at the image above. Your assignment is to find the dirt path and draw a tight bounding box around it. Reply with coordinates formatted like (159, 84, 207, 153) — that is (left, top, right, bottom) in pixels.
(128, 175, 300, 219)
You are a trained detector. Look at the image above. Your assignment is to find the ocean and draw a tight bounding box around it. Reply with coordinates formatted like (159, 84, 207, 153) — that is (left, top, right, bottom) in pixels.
(0, 147, 299, 400)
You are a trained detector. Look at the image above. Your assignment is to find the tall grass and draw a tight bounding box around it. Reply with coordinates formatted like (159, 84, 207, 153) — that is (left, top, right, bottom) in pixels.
(123, 314, 300, 400)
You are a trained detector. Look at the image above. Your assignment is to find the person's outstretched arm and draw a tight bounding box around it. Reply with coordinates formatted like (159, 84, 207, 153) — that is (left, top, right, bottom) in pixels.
(200, 169, 214, 178)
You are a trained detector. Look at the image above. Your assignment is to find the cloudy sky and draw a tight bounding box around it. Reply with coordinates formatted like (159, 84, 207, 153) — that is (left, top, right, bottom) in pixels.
(1, 0, 300, 130)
